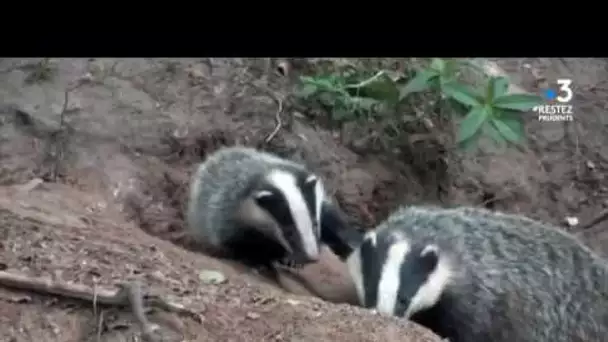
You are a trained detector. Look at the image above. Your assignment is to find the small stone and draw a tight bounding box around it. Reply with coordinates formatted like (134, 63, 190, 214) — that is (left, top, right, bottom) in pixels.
(198, 270, 227, 285)
(188, 68, 205, 80)
(246, 312, 260, 320)
(564, 216, 579, 227)
(18, 178, 44, 193)
(80, 72, 94, 82)
(286, 299, 301, 306)
(150, 270, 165, 282)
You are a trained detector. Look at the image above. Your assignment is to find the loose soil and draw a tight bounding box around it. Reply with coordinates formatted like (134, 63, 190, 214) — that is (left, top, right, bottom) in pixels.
(0, 58, 606, 341)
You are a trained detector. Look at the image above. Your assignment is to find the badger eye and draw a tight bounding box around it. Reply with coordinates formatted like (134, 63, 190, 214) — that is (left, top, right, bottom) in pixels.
(397, 297, 409, 305)
(283, 227, 296, 239)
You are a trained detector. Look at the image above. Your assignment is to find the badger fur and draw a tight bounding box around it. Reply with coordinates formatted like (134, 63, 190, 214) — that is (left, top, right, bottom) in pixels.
(187, 146, 347, 273)
(329, 205, 608, 342)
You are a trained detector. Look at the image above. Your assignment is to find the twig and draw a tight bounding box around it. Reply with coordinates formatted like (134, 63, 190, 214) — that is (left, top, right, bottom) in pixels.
(0, 270, 126, 304)
(0, 271, 198, 340)
(578, 208, 608, 232)
(93, 282, 99, 317)
(247, 82, 285, 145)
(58, 89, 69, 132)
(96, 310, 104, 342)
(125, 281, 160, 342)
(51, 89, 70, 182)
(343, 70, 388, 89)
(265, 95, 284, 144)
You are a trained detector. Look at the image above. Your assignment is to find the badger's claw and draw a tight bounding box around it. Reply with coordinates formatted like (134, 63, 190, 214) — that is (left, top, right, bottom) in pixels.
(277, 257, 305, 269)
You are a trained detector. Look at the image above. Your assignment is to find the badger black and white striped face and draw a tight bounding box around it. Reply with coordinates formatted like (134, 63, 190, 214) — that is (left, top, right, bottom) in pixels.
(253, 169, 326, 264)
(346, 230, 452, 318)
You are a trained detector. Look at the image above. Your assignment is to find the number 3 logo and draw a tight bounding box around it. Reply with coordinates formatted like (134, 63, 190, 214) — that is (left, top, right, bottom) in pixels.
(556, 79, 573, 103)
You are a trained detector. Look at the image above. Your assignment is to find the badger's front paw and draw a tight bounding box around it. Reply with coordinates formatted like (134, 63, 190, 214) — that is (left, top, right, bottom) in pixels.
(277, 257, 305, 269)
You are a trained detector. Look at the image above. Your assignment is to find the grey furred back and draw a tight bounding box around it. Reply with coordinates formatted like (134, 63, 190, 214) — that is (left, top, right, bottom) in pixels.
(359, 205, 608, 342)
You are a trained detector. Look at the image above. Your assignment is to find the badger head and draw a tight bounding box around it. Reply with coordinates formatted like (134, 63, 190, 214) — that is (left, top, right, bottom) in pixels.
(241, 168, 325, 266)
(346, 230, 453, 318)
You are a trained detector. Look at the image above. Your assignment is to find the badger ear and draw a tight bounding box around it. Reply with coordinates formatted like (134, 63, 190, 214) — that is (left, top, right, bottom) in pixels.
(254, 190, 274, 199)
(419, 244, 440, 273)
(303, 174, 319, 191)
(304, 174, 318, 185)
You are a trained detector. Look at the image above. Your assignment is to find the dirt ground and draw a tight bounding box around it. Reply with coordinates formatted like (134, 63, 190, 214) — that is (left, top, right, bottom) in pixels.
(0, 58, 606, 342)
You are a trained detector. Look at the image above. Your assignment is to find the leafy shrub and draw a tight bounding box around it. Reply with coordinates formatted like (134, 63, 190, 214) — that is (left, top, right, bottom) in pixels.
(295, 58, 544, 151)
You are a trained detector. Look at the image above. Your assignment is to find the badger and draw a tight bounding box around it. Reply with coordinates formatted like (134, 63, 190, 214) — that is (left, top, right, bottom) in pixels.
(324, 205, 608, 342)
(186, 146, 349, 276)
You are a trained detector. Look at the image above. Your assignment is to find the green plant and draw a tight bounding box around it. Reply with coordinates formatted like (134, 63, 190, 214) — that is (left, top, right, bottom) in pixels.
(24, 58, 56, 85)
(392, 58, 544, 149)
(440, 75, 542, 149)
(399, 58, 462, 99)
(295, 58, 544, 151)
(296, 69, 402, 123)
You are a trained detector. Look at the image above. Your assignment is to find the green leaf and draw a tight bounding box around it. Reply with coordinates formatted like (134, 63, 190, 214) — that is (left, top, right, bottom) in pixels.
(443, 59, 460, 77)
(299, 76, 315, 84)
(347, 96, 381, 112)
(457, 59, 486, 76)
(331, 108, 354, 122)
(490, 76, 510, 99)
(347, 72, 400, 104)
(399, 69, 438, 100)
(430, 58, 446, 73)
(442, 82, 483, 108)
(300, 75, 342, 93)
(493, 93, 543, 111)
(294, 84, 318, 99)
(317, 92, 340, 107)
(490, 111, 526, 144)
(458, 128, 483, 152)
(491, 119, 521, 144)
(483, 122, 507, 147)
(438, 75, 456, 88)
(457, 106, 489, 144)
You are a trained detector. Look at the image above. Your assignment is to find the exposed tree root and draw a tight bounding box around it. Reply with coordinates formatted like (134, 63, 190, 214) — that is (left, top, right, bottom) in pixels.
(578, 208, 608, 235)
(0, 271, 201, 341)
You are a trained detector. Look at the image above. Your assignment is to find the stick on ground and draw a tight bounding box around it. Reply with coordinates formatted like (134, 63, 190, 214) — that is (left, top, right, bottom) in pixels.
(0, 271, 199, 340)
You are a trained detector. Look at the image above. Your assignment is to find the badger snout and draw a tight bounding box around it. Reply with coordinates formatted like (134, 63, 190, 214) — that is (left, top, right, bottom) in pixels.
(290, 246, 320, 264)
(304, 249, 320, 262)
(284, 241, 320, 267)
(279, 249, 319, 269)
(281, 222, 320, 264)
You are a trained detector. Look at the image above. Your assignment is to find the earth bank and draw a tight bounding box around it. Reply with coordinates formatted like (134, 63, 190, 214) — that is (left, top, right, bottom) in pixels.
(0, 57, 606, 341)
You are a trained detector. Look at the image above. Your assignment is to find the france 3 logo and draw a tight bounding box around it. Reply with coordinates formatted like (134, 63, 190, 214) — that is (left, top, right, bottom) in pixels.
(533, 79, 574, 122)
